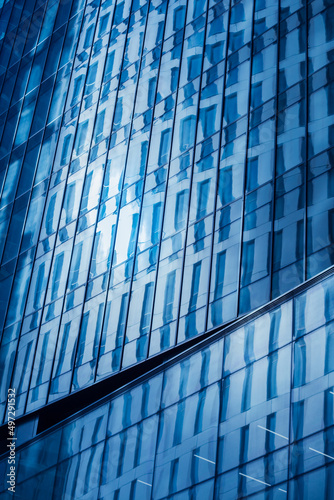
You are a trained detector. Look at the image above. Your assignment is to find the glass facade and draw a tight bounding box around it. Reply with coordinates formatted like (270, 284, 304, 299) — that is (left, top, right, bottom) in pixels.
(1, 0, 334, 422)
(0, 274, 334, 499)
(0, 0, 334, 496)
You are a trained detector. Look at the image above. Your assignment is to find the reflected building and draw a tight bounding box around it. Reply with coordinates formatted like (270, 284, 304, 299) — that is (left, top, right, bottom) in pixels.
(0, 0, 333, 498)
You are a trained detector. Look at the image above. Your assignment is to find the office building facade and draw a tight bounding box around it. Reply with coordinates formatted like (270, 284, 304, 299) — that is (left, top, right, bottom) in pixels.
(0, 0, 333, 497)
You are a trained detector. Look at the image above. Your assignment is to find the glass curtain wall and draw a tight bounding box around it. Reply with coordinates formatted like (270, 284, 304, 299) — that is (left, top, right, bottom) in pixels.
(0, 0, 333, 423)
(0, 274, 333, 499)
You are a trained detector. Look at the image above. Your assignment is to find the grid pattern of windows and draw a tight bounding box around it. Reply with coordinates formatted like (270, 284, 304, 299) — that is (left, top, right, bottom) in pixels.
(0, 0, 333, 424)
(0, 274, 334, 499)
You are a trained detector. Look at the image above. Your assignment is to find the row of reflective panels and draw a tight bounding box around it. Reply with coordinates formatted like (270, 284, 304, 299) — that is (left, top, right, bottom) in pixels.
(0, 272, 333, 498)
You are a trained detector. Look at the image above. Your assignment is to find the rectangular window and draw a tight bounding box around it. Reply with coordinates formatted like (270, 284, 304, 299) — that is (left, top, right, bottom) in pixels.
(163, 270, 176, 324)
(151, 202, 163, 245)
(189, 261, 202, 312)
(158, 128, 172, 166)
(71, 74, 84, 106)
(214, 251, 226, 301)
(51, 252, 65, 301)
(74, 119, 89, 157)
(117, 293, 128, 340)
(98, 14, 109, 36)
(196, 179, 210, 221)
(84, 61, 98, 96)
(173, 6, 185, 31)
(175, 190, 187, 231)
(61, 134, 73, 165)
(93, 109, 106, 144)
(140, 282, 154, 335)
(202, 104, 216, 139)
(180, 115, 196, 152)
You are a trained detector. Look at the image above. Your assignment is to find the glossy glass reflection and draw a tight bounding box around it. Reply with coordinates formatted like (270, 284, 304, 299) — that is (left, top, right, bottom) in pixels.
(0, 0, 333, 432)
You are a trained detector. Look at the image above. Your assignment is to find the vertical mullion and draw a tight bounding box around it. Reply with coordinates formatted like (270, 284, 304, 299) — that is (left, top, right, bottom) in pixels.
(213, 338, 227, 495)
(90, 0, 152, 385)
(7, 0, 39, 68)
(0, 0, 75, 424)
(236, 0, 258, 318)
(287, 290, 296, 497)
(304, 0, 309, 282)
(66, 0, 155, 387)
(0, 0, 46, 176)
(0, 1, 16, 65)
(64, 0, 132, 390)
(107, 0, 172, 372)
(149, 358, 168, 499)
(42, 0, 123, 405)
(172, 1, 211, 346)
(20, 0, 92, 417)
(204, 0, 232, 334)
(144, 0, 192, 361)
(0, 15, 64, 273)
(91, 401, 111, 500)
(0, 0, 49, 145)
(269, 0, 281, 301)
(0, 0, 58, 223)
(0, 0, 26, 73)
